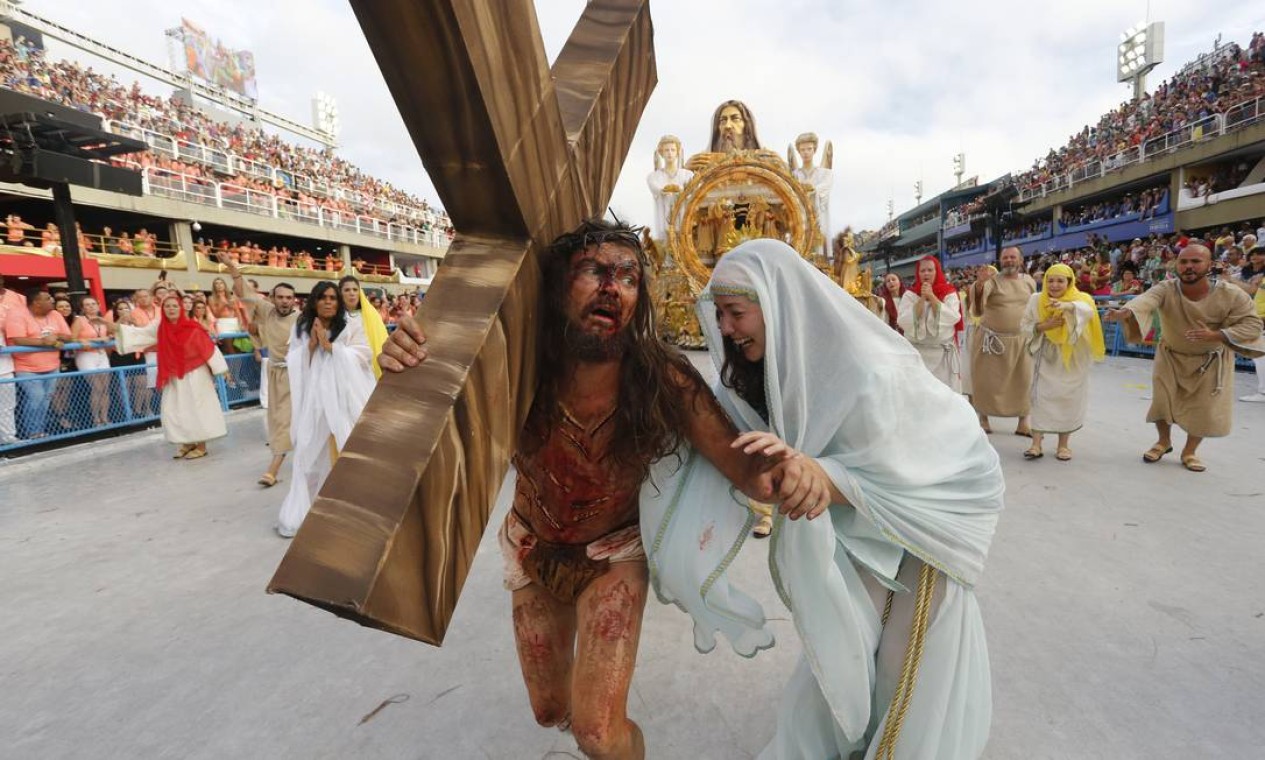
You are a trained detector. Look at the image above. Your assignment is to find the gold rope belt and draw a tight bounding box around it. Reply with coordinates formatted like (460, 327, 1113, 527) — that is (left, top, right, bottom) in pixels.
(875, 563, 939, 760)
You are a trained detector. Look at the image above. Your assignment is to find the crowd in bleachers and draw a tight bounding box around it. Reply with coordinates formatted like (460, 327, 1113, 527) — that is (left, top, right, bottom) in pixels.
(1059, 185, 1167, 228)
(1018, 31, 1265, 191)
(947, 234, 985, 255)
(2, 212, 406, 277)
(944, 199, 985, 229)
(922, 222, 1265, 301)
(1001, 219, 1051, 241)
(0, 37, 454, 237)
(1184, 155, 1258, 198)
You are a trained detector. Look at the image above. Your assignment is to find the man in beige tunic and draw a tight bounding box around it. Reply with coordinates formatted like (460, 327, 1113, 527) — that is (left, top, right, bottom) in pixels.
(970, 246, 1036, 435)
(1105, 243, 1265, 472)
(218, 252, 300, 486)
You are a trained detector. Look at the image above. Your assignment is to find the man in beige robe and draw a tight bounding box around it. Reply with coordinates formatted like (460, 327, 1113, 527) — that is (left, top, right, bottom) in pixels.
(970, 247, 1036, 434)
(218, 252, 300, 486)
(1105, 243, 1265, 472)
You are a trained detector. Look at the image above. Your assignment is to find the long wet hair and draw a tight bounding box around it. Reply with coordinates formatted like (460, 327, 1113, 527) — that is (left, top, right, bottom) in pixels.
(523, 218, 700, 481)
(295, 281, 347, 340)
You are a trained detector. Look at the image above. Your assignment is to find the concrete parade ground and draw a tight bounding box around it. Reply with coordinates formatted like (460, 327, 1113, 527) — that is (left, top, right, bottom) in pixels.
(2, 355, 1263, 760)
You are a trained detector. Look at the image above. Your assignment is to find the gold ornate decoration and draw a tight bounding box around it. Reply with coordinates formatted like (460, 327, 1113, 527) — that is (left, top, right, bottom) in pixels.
(665, 150, 820, 291)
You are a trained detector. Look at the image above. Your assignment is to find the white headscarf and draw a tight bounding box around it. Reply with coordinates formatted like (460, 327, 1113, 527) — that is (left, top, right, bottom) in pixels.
(699, 239, 1004, 588)
(642, 239, 1004, 743)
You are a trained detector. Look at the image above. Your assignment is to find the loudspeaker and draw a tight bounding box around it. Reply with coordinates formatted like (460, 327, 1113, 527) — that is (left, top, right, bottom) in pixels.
(0, 88, 103, 131)
(6, 148, 142, 195)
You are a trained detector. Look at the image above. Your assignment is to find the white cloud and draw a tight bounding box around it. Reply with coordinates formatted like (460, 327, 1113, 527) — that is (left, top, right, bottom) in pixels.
(23, 0, 1265, 234)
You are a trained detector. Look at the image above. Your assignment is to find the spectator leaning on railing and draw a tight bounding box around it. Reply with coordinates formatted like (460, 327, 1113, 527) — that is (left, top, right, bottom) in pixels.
(3, 289, 72, 440)
(0, 273, 27, 444)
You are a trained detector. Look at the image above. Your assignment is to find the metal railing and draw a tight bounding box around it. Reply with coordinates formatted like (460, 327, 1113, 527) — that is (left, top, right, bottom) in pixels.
(105, 119, 452, 231)
(1017, 95, 1265, 202)
(0, 342, 261, 454)
(135, 164, 443, 247)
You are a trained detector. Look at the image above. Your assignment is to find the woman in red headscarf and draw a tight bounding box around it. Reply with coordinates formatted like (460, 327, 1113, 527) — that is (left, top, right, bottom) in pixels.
(110, 293, 228, 458)
(876, 272, 907, 333)
(897, 255, 965, 391)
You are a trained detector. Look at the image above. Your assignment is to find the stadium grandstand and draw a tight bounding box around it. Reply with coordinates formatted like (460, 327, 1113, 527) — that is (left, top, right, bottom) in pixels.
(862, 29, 1265, 282)
(0, 11, 452, 455)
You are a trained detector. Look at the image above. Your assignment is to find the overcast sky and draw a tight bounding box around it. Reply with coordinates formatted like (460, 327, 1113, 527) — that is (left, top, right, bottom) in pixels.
(25, 0, 1265, 234)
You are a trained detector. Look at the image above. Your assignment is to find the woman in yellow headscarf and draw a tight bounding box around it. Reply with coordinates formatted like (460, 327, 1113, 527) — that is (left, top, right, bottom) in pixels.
(1018, 263, 1106, 460)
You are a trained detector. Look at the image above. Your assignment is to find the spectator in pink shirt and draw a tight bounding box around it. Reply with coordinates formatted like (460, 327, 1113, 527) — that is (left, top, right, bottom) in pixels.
(0, 273, 27, 444)
(71, 295, 113, 426)
(4, 290, 72, 438)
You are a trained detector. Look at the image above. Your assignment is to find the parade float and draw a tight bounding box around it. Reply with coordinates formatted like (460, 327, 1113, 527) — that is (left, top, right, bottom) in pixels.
(645, 99, 877, 347)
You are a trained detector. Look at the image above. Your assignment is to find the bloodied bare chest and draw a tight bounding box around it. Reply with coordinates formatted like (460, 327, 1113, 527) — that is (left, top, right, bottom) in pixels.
(512, 404, 642, 545)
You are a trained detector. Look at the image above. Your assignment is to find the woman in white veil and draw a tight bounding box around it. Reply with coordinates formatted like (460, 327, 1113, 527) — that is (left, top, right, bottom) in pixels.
(640, 239, 1004, 759)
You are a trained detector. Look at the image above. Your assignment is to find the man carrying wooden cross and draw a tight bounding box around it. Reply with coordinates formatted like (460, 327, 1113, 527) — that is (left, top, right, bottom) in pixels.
(380, 220, 826, 758)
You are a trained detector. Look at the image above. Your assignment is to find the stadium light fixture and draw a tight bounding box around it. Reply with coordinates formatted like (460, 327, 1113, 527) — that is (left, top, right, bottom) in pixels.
(1116, 20, 1164, 101)
(312, 91, 341, 146)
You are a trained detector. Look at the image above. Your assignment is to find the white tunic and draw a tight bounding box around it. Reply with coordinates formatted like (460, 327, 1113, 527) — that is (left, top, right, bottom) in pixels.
(1020, 295, 1095, 434)
(897, 291, 963, 392)
(276, 317, 376, 537)
(115, 322, 227, 444)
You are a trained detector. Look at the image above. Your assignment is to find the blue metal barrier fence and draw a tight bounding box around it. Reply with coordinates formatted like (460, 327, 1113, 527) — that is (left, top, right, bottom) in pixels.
(0, 331, 260, 454)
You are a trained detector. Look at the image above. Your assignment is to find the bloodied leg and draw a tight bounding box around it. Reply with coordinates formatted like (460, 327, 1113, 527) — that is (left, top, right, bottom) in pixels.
(570, 561, 649, 760)
(511, 583, 578, 728)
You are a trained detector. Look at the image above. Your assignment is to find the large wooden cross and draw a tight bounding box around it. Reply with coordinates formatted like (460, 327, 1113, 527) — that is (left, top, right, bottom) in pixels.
(267, 0, 656, 645)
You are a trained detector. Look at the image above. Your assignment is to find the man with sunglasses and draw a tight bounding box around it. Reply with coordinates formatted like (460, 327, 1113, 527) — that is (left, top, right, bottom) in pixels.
(380, 219, 791, 759)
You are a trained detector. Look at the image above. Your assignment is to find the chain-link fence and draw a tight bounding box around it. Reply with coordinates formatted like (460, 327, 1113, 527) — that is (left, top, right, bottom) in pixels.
(0, 333, 261, 454)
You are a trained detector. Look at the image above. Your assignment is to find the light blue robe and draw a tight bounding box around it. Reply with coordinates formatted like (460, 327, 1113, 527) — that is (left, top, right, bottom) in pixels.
(642, 240, 1004, 759)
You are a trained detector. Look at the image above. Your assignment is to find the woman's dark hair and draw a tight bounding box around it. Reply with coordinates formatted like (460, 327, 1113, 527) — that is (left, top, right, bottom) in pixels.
(523, 218, 703, 482)
(296, 281, 347, 341)
(719, 337, 769, 424)
(338, 275, 361, 311)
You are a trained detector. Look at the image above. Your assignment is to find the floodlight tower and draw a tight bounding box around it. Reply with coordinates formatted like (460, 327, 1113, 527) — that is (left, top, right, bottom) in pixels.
(952, 152, 965, 187)
(1117, 21, 1165, 101)
(312, 92, 341, 147)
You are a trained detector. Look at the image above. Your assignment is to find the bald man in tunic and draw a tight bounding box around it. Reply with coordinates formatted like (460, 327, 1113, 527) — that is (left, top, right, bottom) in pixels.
(970, 246, 1037, 435)
(1104, 243, 1265, 472)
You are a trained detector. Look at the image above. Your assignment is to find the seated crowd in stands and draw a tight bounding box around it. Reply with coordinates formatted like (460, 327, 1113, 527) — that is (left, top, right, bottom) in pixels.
(1002, 219, 1051, 241)
(1059, 186, 1167, 228)
(890, 221, 1264, 302)
(1184, 156, 1258, 198)
(0, 38, 454, 238)
(944, 199, 985, 229)
(947, 234, 985, 255)
(1018, 31, 1265, 191)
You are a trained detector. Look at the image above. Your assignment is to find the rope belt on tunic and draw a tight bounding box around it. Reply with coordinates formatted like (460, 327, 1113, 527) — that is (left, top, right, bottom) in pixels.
(875, 563, 939, 760)
(941, 341, 961, 378)
(978, 326, 1014, 356)
(1163, 343, 1226, 396)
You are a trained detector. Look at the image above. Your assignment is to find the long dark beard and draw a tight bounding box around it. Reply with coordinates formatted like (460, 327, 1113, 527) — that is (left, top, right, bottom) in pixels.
(563, 320, 629, 361)
(719, 133, 738, 153)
